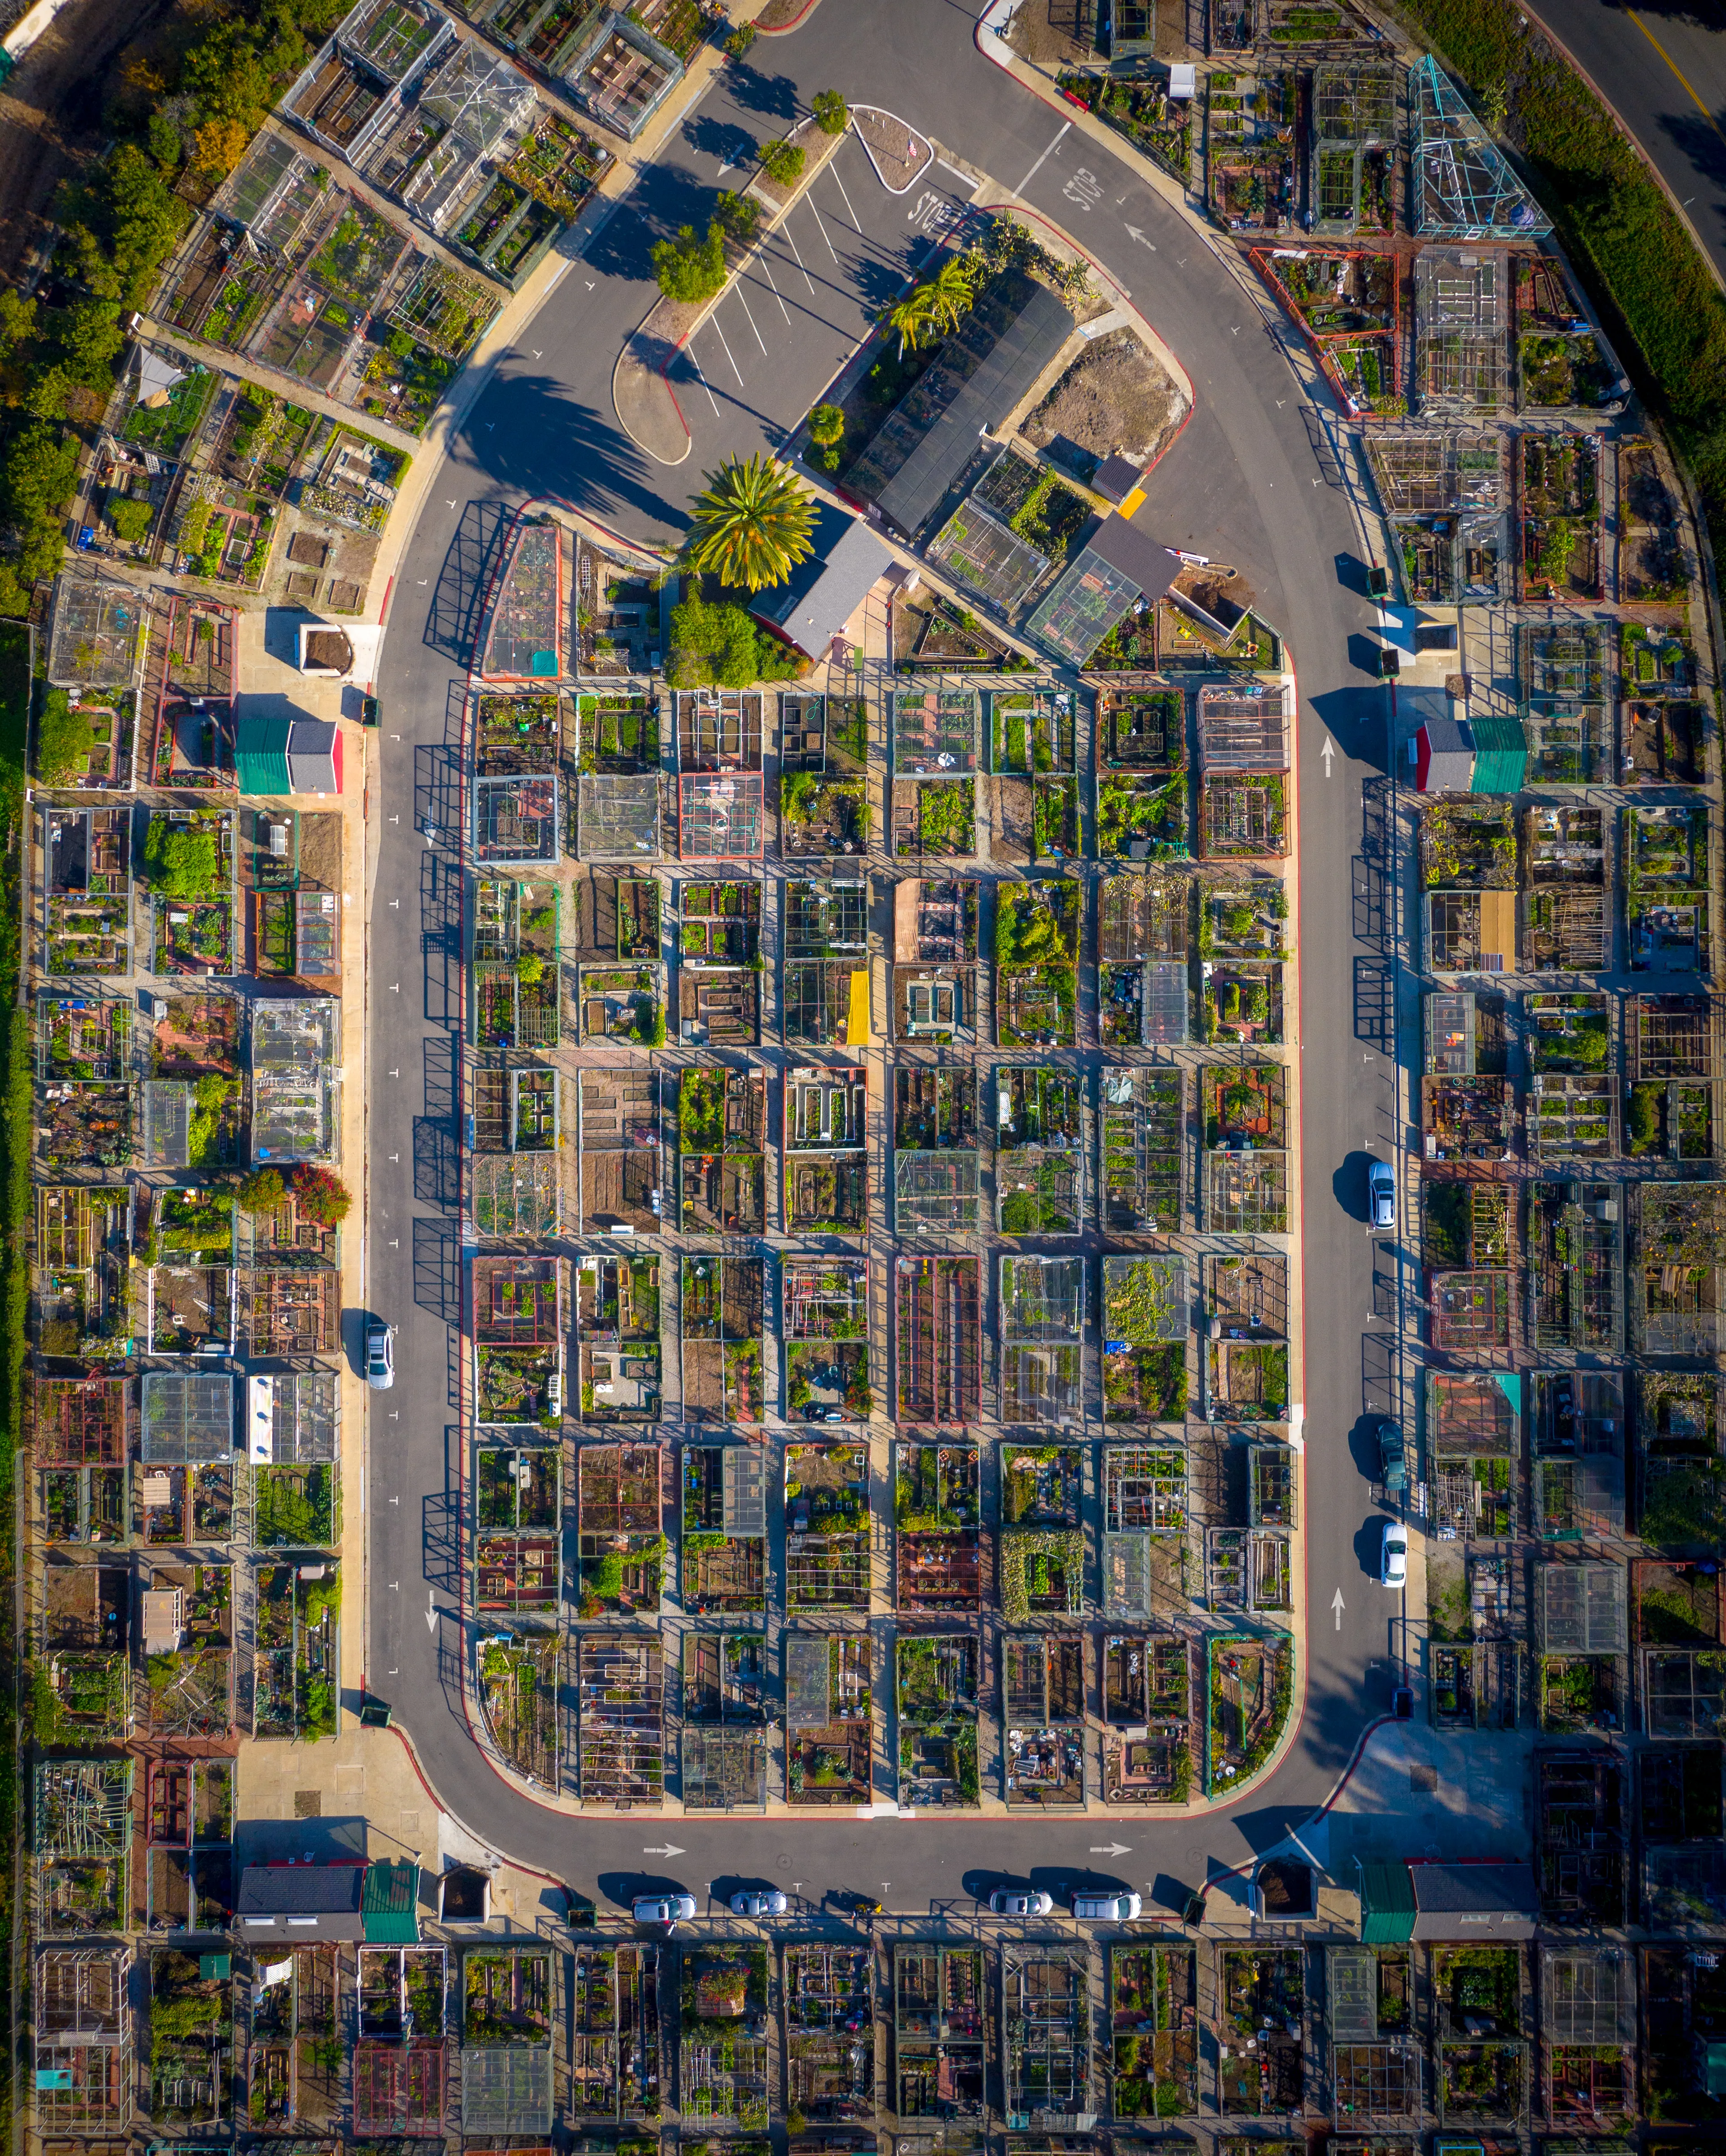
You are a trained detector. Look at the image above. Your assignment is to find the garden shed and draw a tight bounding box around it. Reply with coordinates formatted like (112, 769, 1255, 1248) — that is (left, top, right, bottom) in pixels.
(752, 501, 892, 659)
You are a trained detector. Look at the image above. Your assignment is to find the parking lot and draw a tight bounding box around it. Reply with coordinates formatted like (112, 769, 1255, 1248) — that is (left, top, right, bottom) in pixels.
(673, 131, 981, 468)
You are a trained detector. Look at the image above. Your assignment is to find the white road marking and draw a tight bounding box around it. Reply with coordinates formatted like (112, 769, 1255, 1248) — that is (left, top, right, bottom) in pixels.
(1013, 120, 1069, 196)
(830, 160, 863, 231)
(761, 256, 791, 322)
(810, 200, 841, 263)
(783, 222, 818, 293)
(735, 284, 768, 354)
(689, 350, 721, 415)
(548, 261, 573, 289)
(711, 313, 747, 386)
(938, 157, 981, 191)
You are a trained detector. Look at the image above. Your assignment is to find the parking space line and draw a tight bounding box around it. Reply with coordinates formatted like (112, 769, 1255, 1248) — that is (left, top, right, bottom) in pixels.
(688, 349, 721, 416)
(938, 157, 982, 192)
(1014, 120, 1069, 196)
(710, 313, 746, 386)
(782, 221, 818, 294)
(809, 199, 841, 263)
(829, 160, 864, 233)
(735, 284, 769, 354)
(760, 257, 792, 323)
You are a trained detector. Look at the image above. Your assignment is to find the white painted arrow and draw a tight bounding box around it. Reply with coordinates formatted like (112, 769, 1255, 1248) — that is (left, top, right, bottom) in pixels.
(1332, 1588, 1345, 1631)
(1321, 735, 1337, 777)
(717, 160, 734, 177)
(1123, 224, 1156, 249)
(1089, 1842, 1132, 1856)
(426, 1591, 440, 1633)
(642, 1843, 686, 1858)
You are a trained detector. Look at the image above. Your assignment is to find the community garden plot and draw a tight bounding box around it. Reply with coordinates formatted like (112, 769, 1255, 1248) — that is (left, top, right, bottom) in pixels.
(1253, 244, 1402, 413)
(577, 1633, 663, 1805)
(785, 1632, 872, 1806)
(683, 1628, 771, 1725)
(251, 1562, 340, 1741)
(1001, 1946, 1091, 2116)
(577, 1440, 665, 1613)
(895, 1442, 982, 1611)
(1632, 1180, 1726, 1356)
(1101, 1633, 1193, 1805)
(247, 1941, 343, 2130)
(1618, 434, 1691, 602)
(567, 1943, 662, 2117)
(680, 1944, 769, 2124)
(1522, 803, 1607, 971)
(1108, 1944, 1197, 2113)
(357, 1946, 444, 2044)
(478, 1633, 558, 1786)
(676, 1066, 765, 1233)
(785, 955, 869, 1046)
(1099, 873, 1191, 1045)
(1535, 1756, 1626, 1926)
(893, 777, 976, 860)
(784, 1069, 868, 1231)
(579, 685, 658, 772)
(895, 1632, 981, 1807)
(1527, 1180, 1621, 1356)
(1099, 1067, 1183, 1230)
(784, 1441, 871, 1608)
(995, 879, 1080, 1047)
(681, 1443, 765, 1611)
(1101, 1257, 1189, 1424)
(482, 520, 563, 680)
(578, 1068, 663, 1233)
(1432, 1944, 1529, 2123)
(1624, 801, 1710, 976)
(41, 807, 131, 977)
(474, 1304, 563, 1425)
(1207, 1633, 1293, 1791)
(895, 1255, 981, 1425)
(783, 1947, 876, 2117)
(1216, 1946, 1303, 2114)
(37, 995, 132, 1088)
(999, 1255, 1084, 1427)
(893, 1944, 986, 2116)
(782, 705, 869, 843)
(681, 1255, 763, 1425)
(1514, 253, 1624, 411)
(147, 1948, 234, 2126)
(995, 1066, 1083, 1234)
(1201, 770, 1286, 858)
(1517, 429, 1602, 600)
(469, 877, 560, 1048)
(32, 1184, 133, 1363)
(1002, 1633, 1087, 1803)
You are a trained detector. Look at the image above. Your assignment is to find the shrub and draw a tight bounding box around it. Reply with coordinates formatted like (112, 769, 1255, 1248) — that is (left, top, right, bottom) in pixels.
(812, 89, 849, 134)
(760, 138, 805, 186)
(237, 1167, 285, 1214)
(146, 826, 219, 899)
(516, 951, 544, 985)
(108, 496, 153, 543)
(807, 400, 845, 446)
(651, 222, 726, 304)
(725, 21, 756, 54)
(34, 688, 93, 785)
(291, 1165, 351, 1229)
(712, 189, 761, 244)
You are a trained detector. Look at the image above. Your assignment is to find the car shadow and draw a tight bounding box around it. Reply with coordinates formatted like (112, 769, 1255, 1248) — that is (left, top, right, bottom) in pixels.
(1333, 1149, 1377, 1223)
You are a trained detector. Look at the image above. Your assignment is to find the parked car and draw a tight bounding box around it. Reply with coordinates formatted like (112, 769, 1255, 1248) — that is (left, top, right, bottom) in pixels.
(729, 1889, 787, 1917)
(366, 1322, 395, 1391)
(1072, 1890, 1142, 1921)
(633, 1893, 697, 1926)
(987, 1887, 1054, 1916)
(1367, 1158, 1395, 1231)
(1379, 1520, 1408, 1588)
(1377, 1419, 1407, 1492)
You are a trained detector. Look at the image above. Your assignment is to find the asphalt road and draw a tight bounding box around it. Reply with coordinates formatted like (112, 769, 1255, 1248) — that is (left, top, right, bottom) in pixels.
(1519, 0, 1726, 294)
(364, 0, 1403, 1916)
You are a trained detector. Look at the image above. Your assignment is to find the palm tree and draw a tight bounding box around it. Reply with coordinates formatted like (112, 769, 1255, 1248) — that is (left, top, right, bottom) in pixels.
(924, 254, 975, 333)
(683, 454, 817, 592)
(880, 284, 939, 360)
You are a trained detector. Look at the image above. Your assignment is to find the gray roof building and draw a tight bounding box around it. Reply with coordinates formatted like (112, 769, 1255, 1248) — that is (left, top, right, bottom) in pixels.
(237, 1863, 367, 1943)
(752, 503, 893, 660)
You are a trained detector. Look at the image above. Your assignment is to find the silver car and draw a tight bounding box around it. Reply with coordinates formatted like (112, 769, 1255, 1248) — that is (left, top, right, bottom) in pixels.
(987, 1887, 1053, 1916)
(1367, 1159, 1395, 1231)
(1380, 1519, 1409, 1588)
(633, 1893, 697, 1926)
(730, 1889, 787, 1917)
(366, 1322, 394, 1391)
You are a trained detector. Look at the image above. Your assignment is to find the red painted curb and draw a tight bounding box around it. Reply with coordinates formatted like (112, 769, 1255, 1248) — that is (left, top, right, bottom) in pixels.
(753, 0, 824, 33)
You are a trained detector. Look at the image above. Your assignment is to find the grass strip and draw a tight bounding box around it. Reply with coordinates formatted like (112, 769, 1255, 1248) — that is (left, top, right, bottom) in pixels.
(1395, 0, 1726, 548)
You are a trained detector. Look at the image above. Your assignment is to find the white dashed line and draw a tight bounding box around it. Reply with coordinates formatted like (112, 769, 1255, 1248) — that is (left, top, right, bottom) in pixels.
(710, 314, 746, 386)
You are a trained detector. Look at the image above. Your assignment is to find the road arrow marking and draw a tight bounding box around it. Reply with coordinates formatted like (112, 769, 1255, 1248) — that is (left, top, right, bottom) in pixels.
(1332, 1588, 1346, 1630)
(426, 1592, 440, 1632)
(642, 1843, 685, 1858)
(1321, 736, 1337, 777)
(717, 161, 734, 177)
(1124, 224, 1156, 249)
(1089, 1842, 1132, 1856)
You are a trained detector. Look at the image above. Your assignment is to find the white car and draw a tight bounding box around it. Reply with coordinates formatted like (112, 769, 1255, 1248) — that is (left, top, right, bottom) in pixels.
(633, 1893, 697, 1926)
(1073, 1890, 1142, 1921)
(987, 1887, 1053, 1916)
(1380, 1520, 1408, 1588)
(366, 1322, 394, 1391)
(730, 1889, 787, 1917)
(1367, 1158, 1396, 1231)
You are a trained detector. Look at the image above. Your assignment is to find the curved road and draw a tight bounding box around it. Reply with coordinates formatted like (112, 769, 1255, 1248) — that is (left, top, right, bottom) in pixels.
(1518, 0, 1726, 297)
(364, 0, 1399, 1918)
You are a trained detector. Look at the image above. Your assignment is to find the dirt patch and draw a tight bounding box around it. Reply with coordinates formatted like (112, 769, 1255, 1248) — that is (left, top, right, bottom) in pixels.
(853, 105, 932, 192)
(1006, 0, 1095, 65)
(756, 0, 821, 26)
(0, 0, 180, 284)
(1021, 330, 1188, 479)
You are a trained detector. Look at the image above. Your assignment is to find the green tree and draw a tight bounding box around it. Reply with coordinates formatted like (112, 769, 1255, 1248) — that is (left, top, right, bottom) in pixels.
(683, 453, 816, 591)
(712, 189, 760, 244)
(516, 951, 544, 985)
(651, 221, 726, 304)
(807, 401, 845, 446)
(34, 689, 93, 785)
(812, 89, 849, 134)
(760, 138, 805, 186)
(237, 1167, 285, 1214)
(725, 21, 756, 55)
(880, 283, 940, 359)
(108, 497, 153, 544)
(668, 594, 763, 688)
(923, 254, 976, 333)
(0, 287, 36, 358)
(148, 830, 219, 900)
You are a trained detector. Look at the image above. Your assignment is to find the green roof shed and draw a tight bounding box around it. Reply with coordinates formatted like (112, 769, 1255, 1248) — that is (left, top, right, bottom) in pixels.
(1357, 1861, 1417, 1943)
(362, 1858, 421, 1944)
(1469, 710, 1528, 795)
(236, 713, 293, 796)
